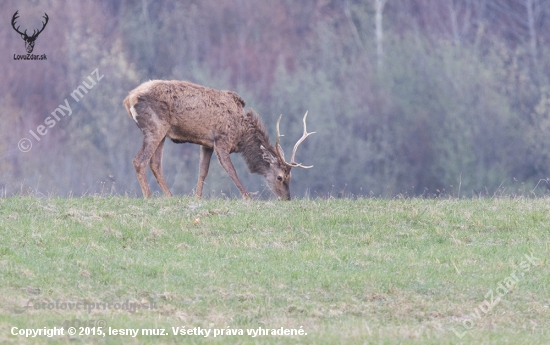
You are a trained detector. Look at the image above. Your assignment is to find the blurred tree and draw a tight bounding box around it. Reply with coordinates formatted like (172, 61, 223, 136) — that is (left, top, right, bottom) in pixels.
(2, 0, 550, 197)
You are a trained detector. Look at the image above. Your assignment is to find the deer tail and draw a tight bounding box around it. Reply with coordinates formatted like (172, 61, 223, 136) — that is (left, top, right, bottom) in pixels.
(123, 94, 139, 123)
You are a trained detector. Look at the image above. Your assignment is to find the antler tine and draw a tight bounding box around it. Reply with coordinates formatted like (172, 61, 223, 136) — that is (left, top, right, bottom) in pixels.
(40, 13, 48, 31)
(12, 10, 19, 25)
(289, 111, 315, 169)
(275, 114, 287, 164)
(31, 13, 48, 38)
(11, 11, 24, 36)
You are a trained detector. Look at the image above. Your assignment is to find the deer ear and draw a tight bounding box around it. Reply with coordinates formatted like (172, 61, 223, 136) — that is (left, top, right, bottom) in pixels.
(260, 145, 277, 164)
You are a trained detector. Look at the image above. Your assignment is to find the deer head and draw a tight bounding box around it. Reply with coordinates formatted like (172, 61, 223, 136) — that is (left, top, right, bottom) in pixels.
(260, 111, 315, 200)
(12, 11, 49, 54)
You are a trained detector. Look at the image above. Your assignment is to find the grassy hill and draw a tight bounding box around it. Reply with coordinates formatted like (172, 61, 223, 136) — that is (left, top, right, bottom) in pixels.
(0, 196, 548, 344)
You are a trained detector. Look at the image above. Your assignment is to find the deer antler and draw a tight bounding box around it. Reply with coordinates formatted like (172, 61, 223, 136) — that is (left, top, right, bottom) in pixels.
(30, 13, 49, 39)
(275, 111, 315, 169)
(11, 11, 48, 39)
(11, 11, 25, 36)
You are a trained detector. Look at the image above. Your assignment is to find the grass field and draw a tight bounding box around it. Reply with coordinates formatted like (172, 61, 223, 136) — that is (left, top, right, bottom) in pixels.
(0, 196, 548, 344)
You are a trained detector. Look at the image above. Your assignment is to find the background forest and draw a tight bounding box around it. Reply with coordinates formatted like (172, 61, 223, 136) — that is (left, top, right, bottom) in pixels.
(2, 0, 550, 198)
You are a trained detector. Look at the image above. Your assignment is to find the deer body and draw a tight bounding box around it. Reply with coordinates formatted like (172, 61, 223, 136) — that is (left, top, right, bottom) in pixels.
(123, 80, 314, 200)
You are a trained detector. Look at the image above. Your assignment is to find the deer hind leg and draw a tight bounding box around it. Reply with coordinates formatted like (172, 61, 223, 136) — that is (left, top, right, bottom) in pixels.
(196, 146, 213, 198)
(133, 109, 169, 198)
(133, 136, 164, 198)
(149, 137, 172, 197)
(214, 148, 251, 199)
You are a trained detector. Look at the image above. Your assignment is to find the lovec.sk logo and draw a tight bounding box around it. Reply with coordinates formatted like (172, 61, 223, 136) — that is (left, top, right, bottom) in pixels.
(11, 10, 48, 60)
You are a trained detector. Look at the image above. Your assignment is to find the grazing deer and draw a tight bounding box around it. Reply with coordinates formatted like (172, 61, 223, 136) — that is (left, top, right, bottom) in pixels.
(11, 11, 48, 54)
(123, 80, 314, 200)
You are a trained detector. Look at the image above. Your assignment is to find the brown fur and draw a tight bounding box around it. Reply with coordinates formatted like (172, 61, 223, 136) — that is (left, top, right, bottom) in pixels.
(123, 80, 292, 199)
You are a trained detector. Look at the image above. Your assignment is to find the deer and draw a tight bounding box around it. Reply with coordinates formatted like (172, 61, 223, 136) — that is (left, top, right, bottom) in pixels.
(122, 80, 314, 200)
(11, 11, 49, 54)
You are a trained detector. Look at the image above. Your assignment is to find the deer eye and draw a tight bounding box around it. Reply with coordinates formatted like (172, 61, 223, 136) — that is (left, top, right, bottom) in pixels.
(277, 176, 283, 181)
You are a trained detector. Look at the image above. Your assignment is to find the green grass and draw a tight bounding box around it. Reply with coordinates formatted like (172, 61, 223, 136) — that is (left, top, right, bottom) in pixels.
(0, 196, 548, 344)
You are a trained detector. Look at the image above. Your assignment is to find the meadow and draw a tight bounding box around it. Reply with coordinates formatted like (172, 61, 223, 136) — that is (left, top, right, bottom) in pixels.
(0, 196, 548, 344)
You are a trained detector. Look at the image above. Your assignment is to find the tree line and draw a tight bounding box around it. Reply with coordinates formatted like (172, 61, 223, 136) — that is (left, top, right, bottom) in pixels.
(2, 0, 550, 198)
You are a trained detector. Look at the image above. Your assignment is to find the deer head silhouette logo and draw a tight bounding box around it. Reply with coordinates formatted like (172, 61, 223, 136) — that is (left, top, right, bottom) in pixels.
(11, 11, 48, 54)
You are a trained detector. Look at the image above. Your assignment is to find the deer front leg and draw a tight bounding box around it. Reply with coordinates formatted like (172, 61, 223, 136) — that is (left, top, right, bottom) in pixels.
(196, 145, 213, 198)
(215, 148, 251, 199)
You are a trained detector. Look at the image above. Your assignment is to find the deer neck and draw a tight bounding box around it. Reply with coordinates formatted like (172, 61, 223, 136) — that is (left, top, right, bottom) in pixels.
(239, 130, 271, 176)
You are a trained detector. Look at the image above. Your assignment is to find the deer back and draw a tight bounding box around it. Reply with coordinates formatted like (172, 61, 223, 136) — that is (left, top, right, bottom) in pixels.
(124, 80, 247, 149)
